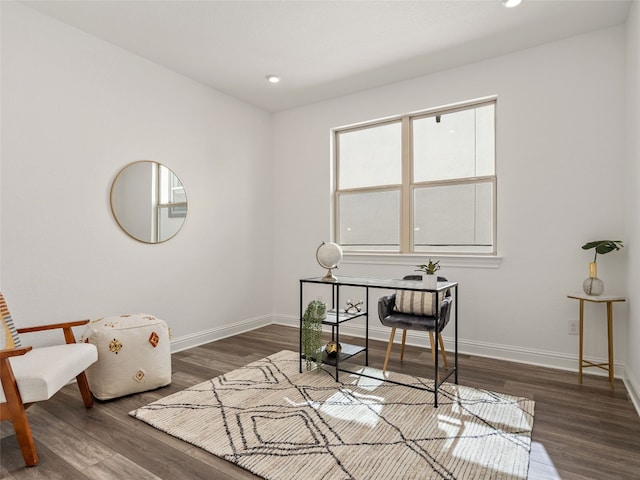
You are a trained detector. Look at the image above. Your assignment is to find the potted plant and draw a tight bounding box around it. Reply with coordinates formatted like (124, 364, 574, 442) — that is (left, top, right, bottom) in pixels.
(581, 240, 623, 296)
(415, 259, 440, 289)
(302, 299, 325, 371)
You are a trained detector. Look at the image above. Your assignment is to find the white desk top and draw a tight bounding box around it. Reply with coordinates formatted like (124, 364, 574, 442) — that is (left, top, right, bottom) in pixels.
(567, 293, 626, 302)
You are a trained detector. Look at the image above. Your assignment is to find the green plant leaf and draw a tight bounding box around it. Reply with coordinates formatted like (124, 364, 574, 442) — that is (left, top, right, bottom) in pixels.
(302, 300, 325, 371)
(415, 259, 441, 275)
(581, 240, 623, 262)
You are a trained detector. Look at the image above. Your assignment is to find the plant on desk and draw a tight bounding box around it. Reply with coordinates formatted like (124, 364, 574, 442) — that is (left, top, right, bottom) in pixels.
(415, 259, 441, 275)
(415, 259, 441, 289)
(302, 300, 325, 371)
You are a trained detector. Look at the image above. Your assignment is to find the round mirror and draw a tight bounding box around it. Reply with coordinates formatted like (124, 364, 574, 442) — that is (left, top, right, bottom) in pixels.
(316, 241, 343, 282)
(110, 161, 187, 243)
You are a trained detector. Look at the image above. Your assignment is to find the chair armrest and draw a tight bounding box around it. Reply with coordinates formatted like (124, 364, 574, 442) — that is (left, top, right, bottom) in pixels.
(0, 346, 32, 360)
(17, 320, 89, 345)
(378, 294, 396, 320)
(16, 319, 89, 334)
(438, 297, 453, 330)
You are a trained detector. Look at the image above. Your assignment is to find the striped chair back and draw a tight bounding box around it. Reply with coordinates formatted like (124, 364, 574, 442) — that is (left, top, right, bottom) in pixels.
(0, 293, 22, 349)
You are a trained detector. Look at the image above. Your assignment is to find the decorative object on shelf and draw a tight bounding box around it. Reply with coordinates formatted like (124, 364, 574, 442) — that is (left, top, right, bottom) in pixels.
(316, 241, 343, 282)
(324, 341, 342, 358)
(302, 299, 325, 371)
(581, 240, 623, 296)
(415, 259, 440, 289)
(345, 299, 363, 314)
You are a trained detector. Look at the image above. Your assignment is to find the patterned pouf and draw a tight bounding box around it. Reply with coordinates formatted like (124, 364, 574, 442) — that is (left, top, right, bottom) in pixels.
(82, 314, 171, 400)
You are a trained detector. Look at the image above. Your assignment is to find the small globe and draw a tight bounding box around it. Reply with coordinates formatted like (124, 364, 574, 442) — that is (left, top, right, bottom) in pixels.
(316, 242, 343, 269)
(316, 242, 343, 282)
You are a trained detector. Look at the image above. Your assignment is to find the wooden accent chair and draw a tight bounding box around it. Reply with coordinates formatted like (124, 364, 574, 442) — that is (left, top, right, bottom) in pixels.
(377, 276, 453, 373)
(0, 292, 98, 466)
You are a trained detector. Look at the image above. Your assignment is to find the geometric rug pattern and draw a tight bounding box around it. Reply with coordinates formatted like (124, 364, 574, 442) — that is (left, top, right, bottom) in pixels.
(130, 350, 534, 479)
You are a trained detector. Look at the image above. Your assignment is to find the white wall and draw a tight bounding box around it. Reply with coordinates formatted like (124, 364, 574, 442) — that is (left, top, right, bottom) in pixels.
(0, 2, 274, 346)
(625, 1, 640, 410)
(1, 1, 636, 407)
(273, 26, 628, 375)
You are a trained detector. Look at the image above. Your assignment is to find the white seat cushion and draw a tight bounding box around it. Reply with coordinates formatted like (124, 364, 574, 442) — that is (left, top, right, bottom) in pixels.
(1, 343, 98, 404)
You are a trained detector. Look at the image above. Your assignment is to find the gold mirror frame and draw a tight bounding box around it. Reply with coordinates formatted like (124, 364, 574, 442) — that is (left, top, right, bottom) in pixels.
(110, 161, 188, 244)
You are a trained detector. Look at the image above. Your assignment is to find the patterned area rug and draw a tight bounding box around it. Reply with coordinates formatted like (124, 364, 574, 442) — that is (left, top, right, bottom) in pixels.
(130, 350, 534, 479)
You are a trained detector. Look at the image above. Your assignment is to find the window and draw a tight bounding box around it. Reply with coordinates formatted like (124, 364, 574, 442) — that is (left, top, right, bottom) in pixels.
(334, 98, 496, 255)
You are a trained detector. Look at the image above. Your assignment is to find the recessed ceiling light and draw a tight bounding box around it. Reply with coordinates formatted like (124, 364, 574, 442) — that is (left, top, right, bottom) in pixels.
(266, 74, 280, 84)
(502, 0, 522, 7)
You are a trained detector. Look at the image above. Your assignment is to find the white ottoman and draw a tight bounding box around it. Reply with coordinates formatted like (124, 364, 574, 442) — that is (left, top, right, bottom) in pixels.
(82, 313, 171, 400)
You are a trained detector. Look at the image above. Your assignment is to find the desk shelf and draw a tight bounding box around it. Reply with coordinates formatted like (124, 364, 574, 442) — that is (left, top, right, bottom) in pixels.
(299, 280, 370, 379)
(321, 343, 365, 366)
(324, 310, 366, 325)
(301, 343, 365, 365)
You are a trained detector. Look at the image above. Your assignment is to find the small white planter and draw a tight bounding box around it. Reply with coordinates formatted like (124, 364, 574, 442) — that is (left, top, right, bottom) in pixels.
(422, 274, 438, 289)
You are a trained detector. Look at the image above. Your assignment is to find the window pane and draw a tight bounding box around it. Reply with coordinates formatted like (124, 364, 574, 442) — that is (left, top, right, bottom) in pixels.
(413, 104, 494, 182)
(338, 122, 402, 189)
(158, 165, 186, 204)
(413, 182, 493, 253)
(157, 206, 185, 242)
(475, 105, 495, 177)
(338, 190, 400, 251)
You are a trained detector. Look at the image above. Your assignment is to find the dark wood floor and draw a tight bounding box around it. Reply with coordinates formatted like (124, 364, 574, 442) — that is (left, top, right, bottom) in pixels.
(1, 324, 639, 479)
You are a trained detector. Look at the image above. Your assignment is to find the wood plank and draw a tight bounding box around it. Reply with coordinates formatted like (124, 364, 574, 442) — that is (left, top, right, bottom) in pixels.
(83, 454, 162, 480)
(22, 404, 114, 470)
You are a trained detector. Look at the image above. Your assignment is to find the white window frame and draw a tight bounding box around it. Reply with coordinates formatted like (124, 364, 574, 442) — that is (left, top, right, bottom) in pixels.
(333, 96, 497, 256)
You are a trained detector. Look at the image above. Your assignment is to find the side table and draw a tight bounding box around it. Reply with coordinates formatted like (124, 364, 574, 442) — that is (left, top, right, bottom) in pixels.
(567, 293, 626, 389)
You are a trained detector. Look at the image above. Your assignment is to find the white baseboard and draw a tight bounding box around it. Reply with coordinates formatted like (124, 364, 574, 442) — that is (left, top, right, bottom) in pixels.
(170, 314, 273, 353)
(624, 370, 640, 417)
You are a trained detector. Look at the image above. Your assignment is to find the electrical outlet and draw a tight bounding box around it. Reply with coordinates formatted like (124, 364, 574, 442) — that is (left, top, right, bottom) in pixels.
(568, 320, 579, 335)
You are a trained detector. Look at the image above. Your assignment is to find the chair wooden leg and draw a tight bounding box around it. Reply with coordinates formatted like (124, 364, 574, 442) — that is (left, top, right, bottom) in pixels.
(438, 333, 448, 368)
(1, 359, 38, 466)
(400, 329, 407, 362)
(383, 327, 396, 373)
(429, 332, 436, 364)
(76, 372, 93, 408)
(6, 402, 37, 466)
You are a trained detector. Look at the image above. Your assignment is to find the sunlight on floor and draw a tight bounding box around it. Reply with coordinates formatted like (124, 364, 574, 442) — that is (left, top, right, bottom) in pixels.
(527, 441, 562, 480)
(436, 414, 463, 450)
(449, 389, 535, 433)
(438, 414, 529, 477)
(346, 366, 385, 390)
(317, 389, 384, 428)
(284, 388, 384, 428)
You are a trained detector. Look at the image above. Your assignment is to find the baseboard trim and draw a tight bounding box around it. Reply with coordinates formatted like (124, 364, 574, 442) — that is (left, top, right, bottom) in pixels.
(273, 314, 626, 379)
(170, 314, 273, 353)
(624, 370, 640, 417)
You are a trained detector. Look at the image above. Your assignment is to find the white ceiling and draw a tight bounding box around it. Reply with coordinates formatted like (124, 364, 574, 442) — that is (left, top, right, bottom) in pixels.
(22, 0, 633, 112)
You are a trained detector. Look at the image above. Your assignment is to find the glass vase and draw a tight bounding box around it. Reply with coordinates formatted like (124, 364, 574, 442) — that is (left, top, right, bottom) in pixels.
(583, 262, 604, 296)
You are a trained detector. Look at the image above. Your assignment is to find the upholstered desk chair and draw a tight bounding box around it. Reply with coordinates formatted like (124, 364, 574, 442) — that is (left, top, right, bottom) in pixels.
(0, 293, 98, 466)
(378, 276, 452, 373)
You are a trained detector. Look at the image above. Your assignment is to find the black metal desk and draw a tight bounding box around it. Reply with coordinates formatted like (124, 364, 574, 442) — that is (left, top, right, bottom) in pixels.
(299, 276, 458, 407)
